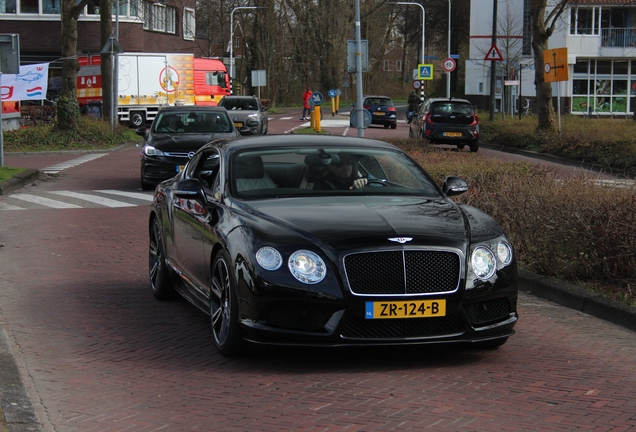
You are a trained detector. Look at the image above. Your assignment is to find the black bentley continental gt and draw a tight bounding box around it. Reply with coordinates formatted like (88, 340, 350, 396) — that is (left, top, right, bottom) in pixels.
(148, 135, 518, 356)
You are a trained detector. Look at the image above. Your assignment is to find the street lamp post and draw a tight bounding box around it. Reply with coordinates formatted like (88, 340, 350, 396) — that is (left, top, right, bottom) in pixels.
(229, 6, 258, 94)
(447, 0, 452, 98)
(390, 2, 425, 101)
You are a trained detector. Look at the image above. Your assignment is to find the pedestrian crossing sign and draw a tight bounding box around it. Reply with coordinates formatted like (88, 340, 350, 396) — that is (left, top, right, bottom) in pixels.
(417, 64, 433, 80)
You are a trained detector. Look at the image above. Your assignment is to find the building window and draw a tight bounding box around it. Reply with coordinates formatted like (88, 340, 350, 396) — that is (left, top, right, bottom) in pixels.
(571, 59, 631, 114)
(183, 7, 195, 41)
(0, 0, 17, 13)
(396, 60, 402, 72)
(479, 82, 483, 93)
(570, 7, 601, 35)
(143, 1, 176, 34)
(42, 0, 58, 13)
(384, 60, 393, 72)
(20, 0, 37, 13)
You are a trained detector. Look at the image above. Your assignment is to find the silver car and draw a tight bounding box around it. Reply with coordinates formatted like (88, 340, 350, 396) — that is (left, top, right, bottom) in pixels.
(218, 96, 269, 135)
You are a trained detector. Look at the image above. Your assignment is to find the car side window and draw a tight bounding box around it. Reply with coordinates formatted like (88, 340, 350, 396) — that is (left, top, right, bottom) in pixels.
(192, 151, 220, 190)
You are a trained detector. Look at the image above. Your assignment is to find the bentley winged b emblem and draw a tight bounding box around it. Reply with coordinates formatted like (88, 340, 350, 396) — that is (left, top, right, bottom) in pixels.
(388, 237, 413, 244)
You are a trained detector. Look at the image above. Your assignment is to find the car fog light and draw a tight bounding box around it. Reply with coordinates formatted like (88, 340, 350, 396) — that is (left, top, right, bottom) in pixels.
(288, 250, 326, 284)
(256, 246, 282, 270)
(471, 246, 496, 280)
(497, 241, 513, 265)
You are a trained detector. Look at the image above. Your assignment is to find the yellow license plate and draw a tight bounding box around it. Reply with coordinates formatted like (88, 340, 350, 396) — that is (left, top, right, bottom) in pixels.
(374, 112, 385, 116)
(443, 132, 462, 137)
(365, 300, 446, 319)
(176, 165, 185, 172)
(234, 122, 243, 127)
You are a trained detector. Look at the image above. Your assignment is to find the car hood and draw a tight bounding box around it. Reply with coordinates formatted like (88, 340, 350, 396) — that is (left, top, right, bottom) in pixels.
(227, 111, 259, 121)
(237, 196, 470, 252)
(148, 134, 231, 151)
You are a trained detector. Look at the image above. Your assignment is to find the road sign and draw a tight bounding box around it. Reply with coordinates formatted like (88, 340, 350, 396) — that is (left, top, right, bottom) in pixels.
(350, 109, 372, 129)
(412, 80, 422, 90)
(328, 89, 337, 98)
(310, 91, 324, 106)
(505, 80, 520, 86)
(485, 44, 503, 61)
(442, 58, 456, 73)
(544, 47, 568, 83)
(450, 54, 460, 59)
(347, 40, 369, 73)
(417, 64, 433, 80)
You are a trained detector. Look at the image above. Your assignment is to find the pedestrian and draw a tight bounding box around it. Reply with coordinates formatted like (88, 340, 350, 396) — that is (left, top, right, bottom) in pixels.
(408, 90, 420, 112)
(300, 86, 312, 120)
(407, 90, 420, 123)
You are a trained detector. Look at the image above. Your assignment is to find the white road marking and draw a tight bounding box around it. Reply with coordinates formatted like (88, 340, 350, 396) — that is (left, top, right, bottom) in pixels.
(96, 190, 154, 201)
(42, 153, 107, 174)
(0, 202, 25, 210)
(48, 191, 137, 208)
(10, 193, 82, 209)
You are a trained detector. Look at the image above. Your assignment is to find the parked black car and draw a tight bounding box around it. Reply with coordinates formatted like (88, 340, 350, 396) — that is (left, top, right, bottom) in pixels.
(218, 95, 269, 135)
(148, 134, 518, 356)
(137, 106, 240, 190)
(363, 95, 397, 129)
(409, 98, 479, 152)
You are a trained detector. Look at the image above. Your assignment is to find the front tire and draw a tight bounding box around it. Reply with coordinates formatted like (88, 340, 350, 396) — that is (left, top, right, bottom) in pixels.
(210, 250, 244, 356)
(149, 217, 175, 300)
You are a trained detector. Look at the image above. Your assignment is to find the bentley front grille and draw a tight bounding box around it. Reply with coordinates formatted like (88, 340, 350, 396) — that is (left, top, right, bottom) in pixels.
(344, 250, 461, 296)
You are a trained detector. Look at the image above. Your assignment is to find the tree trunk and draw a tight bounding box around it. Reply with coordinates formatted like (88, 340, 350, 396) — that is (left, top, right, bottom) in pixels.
(57, 0, 88, 130)
(530, 0, 555, 131)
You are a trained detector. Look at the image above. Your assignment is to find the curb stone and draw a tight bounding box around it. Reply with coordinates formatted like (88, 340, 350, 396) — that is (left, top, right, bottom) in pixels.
(0, 329, 43, 432)
(0, 170, 42, 196)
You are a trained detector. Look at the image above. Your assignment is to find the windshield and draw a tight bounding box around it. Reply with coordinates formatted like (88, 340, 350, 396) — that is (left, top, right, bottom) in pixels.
(231, 147, 442, 199)
(153, 111, 232, 134)
(219, 98, 259, 111)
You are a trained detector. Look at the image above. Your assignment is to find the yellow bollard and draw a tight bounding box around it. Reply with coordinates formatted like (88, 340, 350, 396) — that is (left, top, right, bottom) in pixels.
(331, 97, 335, 117)
(315, 106, 321, 133)
(310, 109, 315, 128)
(336, 95, 340, 114)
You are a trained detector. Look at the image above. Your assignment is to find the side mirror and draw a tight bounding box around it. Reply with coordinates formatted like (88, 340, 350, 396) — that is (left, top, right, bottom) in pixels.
(442, 176, 468, 197)
(135, 127, 147, 137)
(174, 178, 205, 200)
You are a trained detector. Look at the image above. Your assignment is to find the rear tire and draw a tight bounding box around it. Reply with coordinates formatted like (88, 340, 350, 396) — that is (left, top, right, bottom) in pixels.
(390, 124, 397, 129)
(149, 217, 176, 300)
(469, 140, 479, 153)
(130, 111, 146, 128)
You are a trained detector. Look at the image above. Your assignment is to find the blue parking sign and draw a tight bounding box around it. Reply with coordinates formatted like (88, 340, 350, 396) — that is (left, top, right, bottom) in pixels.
(310, 91, 324, 106)
(417, 64, 434, 80)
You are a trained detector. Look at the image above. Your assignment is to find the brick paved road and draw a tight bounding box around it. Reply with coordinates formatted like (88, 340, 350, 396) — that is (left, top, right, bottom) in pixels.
(0, 148, 635, 431)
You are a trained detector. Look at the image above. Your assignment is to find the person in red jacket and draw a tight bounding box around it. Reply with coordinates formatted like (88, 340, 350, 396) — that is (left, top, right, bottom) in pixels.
(300, 87, 312, 120)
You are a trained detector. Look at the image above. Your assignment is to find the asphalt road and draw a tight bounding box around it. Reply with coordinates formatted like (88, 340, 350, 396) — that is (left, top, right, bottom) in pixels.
(0, 114, 635, 431)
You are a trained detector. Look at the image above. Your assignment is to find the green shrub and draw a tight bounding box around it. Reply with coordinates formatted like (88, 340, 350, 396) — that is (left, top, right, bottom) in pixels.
(3, 117, 140, 152)
(479, 114, 636, 172)
(388, 138, 636, 307)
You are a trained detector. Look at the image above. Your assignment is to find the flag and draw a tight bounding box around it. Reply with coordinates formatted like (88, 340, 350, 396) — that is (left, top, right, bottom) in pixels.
(1, 63, 50, 102)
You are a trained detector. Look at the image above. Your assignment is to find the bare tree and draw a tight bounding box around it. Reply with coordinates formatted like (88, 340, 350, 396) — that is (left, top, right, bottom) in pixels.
(530, 0, 569, 131)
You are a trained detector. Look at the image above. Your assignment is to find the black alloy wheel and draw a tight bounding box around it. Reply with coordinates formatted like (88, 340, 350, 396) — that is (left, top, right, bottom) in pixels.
(210, 250, 244, 356)
(149, 218, 175, 300)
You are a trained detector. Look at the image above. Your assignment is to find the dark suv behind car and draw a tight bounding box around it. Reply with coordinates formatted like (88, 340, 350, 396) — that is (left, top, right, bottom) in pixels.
(409, 98, 479, 152)
(363, 95, 397, 129)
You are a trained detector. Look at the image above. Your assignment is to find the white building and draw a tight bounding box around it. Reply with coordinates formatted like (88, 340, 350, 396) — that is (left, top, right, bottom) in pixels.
(466, 0, 636, 116)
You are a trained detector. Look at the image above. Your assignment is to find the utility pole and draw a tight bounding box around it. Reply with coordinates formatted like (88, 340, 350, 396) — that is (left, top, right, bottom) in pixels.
(489, 0, 498, 120)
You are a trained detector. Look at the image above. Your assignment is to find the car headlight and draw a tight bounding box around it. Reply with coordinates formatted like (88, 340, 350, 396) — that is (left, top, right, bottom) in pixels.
(471, 246, 496, 280)
(288, 250, 326, 284)
(144, 145, 164, 156)
(497, 241, 513, 266)
(246, 115, 260, 126)
(256, 246, 283, 271)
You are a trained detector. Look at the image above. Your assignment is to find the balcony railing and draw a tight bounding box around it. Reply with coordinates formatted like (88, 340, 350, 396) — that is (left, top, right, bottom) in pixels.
(601, 28, 636, 48)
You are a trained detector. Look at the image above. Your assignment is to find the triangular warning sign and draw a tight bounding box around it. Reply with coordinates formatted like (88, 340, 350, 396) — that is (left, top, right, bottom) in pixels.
(485, 44, 503, 61)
